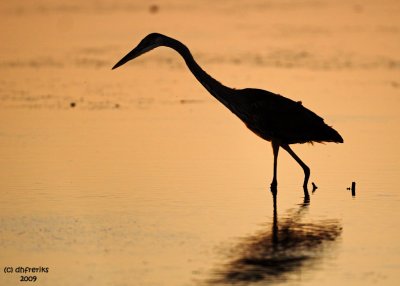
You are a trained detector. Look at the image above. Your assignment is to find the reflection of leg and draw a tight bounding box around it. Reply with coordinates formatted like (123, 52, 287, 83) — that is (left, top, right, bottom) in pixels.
(281, 144, 310, 189)
(271, 140, 280, 188)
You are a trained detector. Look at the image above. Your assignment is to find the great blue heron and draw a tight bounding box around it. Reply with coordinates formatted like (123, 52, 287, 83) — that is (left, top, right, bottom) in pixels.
(112, 33, 343, 191)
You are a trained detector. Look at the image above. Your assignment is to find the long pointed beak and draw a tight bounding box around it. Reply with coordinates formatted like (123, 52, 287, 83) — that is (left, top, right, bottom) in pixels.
(112, 43, 157, 70)
(112, 47, 141, 70)
(112, 58, 128, 70)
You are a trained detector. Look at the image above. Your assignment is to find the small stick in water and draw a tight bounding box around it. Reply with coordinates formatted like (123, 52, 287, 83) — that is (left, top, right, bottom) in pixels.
(351, 182, 356, 197)
(312, 182, 318, 192)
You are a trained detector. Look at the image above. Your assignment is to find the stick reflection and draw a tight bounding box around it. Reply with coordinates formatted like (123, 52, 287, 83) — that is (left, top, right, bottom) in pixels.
(209, 189, 342, 285)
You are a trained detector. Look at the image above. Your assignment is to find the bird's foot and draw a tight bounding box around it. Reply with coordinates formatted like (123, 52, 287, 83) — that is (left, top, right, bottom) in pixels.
(303, 193, 310, 205)
(303, 185, 310, 199)
(270, 182, 277, 195)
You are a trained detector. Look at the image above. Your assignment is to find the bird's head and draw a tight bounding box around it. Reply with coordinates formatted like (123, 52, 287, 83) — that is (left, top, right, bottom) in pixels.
(112, 33, 167, 70)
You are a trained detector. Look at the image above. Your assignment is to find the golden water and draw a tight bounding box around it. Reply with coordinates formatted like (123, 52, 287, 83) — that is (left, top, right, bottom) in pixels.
(1, 0, 399, 285)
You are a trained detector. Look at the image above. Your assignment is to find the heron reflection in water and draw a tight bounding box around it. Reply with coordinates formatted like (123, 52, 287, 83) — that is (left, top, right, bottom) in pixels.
(208, 190, 342, 284)
(112, 33, 343, 192)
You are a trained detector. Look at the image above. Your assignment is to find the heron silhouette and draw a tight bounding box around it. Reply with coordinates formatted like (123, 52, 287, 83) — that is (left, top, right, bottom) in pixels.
(112, 33, 343, 190)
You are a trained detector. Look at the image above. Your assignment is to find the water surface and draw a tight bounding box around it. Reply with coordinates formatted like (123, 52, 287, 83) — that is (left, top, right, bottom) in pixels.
(1, 0, 399, 285)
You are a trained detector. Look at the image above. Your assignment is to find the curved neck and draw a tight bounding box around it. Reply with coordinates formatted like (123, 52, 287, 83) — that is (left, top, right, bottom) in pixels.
(163, 37, 233, 107)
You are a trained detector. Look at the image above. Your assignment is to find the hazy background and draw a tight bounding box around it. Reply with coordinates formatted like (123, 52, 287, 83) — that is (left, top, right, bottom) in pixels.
(0, 0, 399, 285)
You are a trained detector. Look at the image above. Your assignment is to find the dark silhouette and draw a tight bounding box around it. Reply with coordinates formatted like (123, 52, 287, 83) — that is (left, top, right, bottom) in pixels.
(112, 33, 343, 189)
(208, 189, 342, 284)
(347, 182, 356, 197)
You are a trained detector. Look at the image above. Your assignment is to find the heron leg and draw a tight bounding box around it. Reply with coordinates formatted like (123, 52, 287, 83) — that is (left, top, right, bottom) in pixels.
(281, 144, 310, 190)
(271, 140, 280, 189)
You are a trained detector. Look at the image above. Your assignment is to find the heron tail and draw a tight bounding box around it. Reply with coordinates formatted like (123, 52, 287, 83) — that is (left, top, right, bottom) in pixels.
(320, 125, 343, 143)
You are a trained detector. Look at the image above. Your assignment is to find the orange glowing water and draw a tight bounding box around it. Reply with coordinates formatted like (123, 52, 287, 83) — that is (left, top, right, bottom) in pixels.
(1, 1, 399, 285)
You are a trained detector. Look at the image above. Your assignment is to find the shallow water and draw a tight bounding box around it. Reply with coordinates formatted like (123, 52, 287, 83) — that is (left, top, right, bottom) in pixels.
(1, 0, 400, 285)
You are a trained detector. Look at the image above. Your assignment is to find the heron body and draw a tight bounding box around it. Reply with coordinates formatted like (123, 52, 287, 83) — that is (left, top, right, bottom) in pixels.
(112, 33, 343, 191)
